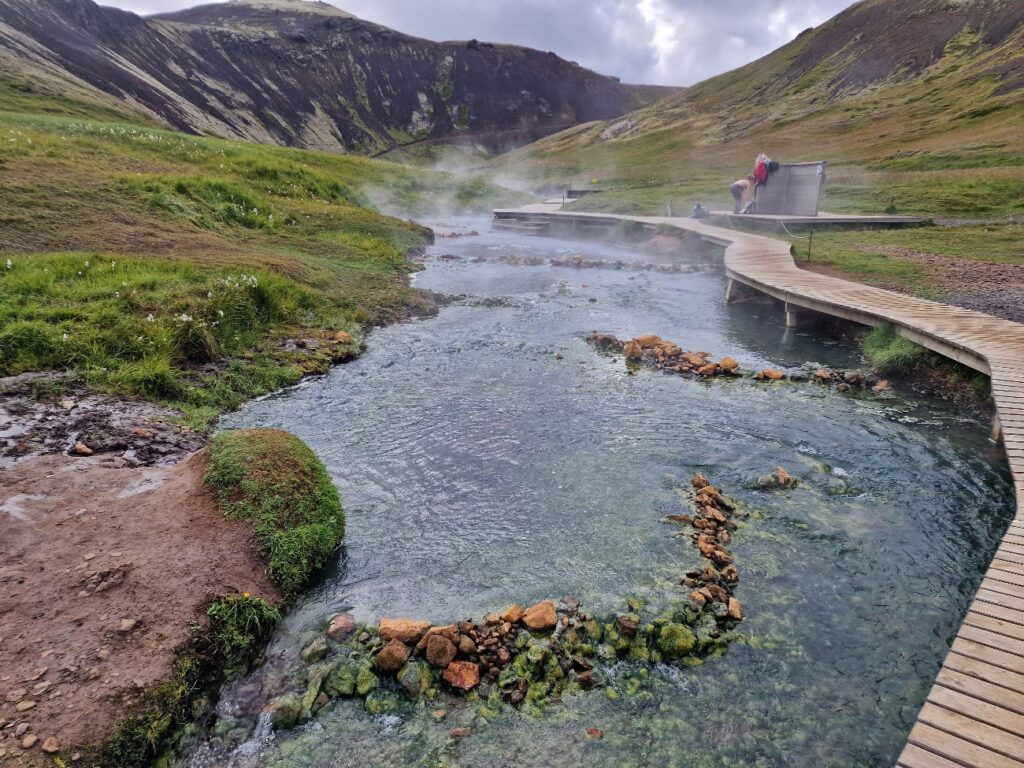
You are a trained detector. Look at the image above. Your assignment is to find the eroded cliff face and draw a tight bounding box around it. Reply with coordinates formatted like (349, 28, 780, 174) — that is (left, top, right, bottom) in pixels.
(0, 0, 674, 153)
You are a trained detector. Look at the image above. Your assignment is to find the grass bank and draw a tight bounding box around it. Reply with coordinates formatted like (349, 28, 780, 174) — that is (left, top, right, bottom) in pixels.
(0, 110, 528, 429)
(98, 429, 343, 767)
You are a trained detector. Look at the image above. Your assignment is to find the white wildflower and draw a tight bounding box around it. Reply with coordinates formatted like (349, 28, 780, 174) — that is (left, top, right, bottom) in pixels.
(146, 313, 155, 322)
(5, 259, 11, 270)
(177, 313, 193, 322)
(84, 260, 90, 268)
(217, 310, 224, 317)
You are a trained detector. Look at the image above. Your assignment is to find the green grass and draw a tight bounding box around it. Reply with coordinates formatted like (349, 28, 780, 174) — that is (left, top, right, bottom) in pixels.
(0, 110, 528, 427)
(207, 594, 282, 671)
(204, 429, 345, 600)
(861, 325, 932, 375)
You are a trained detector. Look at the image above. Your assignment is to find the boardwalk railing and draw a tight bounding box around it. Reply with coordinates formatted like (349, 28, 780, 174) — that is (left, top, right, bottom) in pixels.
(495, 208, 1024, 768)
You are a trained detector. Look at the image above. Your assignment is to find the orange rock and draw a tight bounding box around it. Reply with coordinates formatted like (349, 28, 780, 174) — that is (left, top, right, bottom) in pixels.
(499, 604, 525, 623)
(326, 612, 356, 641)
(442, 660, 480, 690)
(334, 331, 354, 343)
(728, 597, 744, 621)
(522, 600, 557, 631)
(721, 564, 739, 582)
(691, 472, 710, 489)
(623, 341, 643, 360)
(697, 363, 718, 376)
(689, 590, 707, 607)
(633, 334, 663, 348)
(773, 466, 792, 487)
(72, 442, 93, 456)
(872, 379, 892, 392)
(719, 356, 740, 373)
(425, 634, 458, 668)
(756, 368, 785, 381)
(416, 624, 460, 650)
(682, 352, 706, 367)
(375, 639, 410, 673)
(814, 369, 833, 382)
(378, 618, 431, 644)
(657, 343, 682, 357)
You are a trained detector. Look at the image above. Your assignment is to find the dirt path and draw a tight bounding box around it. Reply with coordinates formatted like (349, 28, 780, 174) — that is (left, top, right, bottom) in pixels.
(800, 246, 1024, 324)
(0, 451, 276, 764)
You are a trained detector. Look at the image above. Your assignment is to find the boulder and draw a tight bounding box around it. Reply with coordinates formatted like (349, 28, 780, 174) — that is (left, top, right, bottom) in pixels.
(633, 334, 663, 348)
(727, 597, 744, 621)
(378, 618, 431, 644)
(522, 601, 557, 631)
(425, 635, 457, 668)
(442, 661, 481, 690)
(264, 693, 303, 730)
(416, 624, 460, 651)
(657, 623, 696, 658)
(499, 604, 525, 623)
(374, 639, 410, 673)
(719, 356, 740, 373)
(397, 661, 431, 698)
(325, 613, 356, 641)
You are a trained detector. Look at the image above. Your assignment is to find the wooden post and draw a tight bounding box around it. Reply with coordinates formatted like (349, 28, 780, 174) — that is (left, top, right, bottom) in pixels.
(993, 412, 1003, 442)
(785, 302, 800, 328)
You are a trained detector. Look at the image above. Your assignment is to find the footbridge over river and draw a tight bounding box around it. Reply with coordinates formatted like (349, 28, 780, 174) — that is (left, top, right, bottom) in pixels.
(494, 206, 1024, 768)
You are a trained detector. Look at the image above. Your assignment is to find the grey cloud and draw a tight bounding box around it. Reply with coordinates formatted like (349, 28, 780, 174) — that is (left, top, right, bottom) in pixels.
(104, 0, 857, 85)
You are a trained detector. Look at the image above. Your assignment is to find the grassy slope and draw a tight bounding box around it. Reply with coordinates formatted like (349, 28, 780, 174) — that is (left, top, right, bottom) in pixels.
(0, 106, 526, 428)
(497, 3, 1023, 296)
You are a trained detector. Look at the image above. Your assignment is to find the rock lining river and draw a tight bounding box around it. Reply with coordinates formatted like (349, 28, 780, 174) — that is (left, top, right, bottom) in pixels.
(187, 220, 1013, 767)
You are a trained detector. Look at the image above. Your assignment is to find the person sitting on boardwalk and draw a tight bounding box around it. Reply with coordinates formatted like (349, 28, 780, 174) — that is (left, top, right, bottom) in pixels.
(730, 175, 756, 214)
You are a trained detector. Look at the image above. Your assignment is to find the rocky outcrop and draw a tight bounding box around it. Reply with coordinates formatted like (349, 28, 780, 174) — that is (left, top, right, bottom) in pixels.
(0, 0, 673, 155)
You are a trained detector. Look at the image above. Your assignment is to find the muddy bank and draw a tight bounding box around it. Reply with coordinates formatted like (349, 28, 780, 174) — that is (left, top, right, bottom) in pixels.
(0, 451, 277, 765)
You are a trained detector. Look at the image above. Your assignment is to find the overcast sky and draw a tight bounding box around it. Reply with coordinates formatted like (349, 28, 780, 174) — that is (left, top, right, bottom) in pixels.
(102, 0, 858, 86)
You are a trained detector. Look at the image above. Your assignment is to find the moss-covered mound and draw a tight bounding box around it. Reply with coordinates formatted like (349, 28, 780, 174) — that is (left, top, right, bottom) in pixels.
(205, 428, 345, 600)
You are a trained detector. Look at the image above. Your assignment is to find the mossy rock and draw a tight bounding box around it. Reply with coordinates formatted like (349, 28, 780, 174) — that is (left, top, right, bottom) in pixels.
(657, 623, 696, 658)
(364, 689, 400, 715)
(355, 665, 379, 696)
(265, 693, 303, 730)
(397, 661, 432, 698)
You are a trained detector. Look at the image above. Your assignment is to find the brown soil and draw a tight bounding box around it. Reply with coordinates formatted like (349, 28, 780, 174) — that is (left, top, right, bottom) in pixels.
(800, 248, 1024, 324)
(0, 451, 277, 764)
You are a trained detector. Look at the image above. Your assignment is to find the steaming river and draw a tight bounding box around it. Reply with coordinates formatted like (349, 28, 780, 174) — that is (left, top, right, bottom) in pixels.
(185, 220, 1013, 767)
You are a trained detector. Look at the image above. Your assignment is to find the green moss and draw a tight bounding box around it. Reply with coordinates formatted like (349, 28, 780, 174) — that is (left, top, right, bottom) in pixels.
(204, 429, 345, 599)
(207, 594, 281, 671)
(861, 326, 930, 375)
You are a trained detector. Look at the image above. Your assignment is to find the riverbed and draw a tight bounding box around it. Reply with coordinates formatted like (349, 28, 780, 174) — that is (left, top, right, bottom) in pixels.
(190, 220, 1013, 767)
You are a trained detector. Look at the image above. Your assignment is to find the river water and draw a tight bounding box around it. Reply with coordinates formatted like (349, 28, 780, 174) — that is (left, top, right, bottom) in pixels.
(193, 220, 1013, 767)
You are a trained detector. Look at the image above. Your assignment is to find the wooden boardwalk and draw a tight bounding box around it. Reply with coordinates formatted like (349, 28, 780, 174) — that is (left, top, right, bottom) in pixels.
(495, 208, 1024, 767)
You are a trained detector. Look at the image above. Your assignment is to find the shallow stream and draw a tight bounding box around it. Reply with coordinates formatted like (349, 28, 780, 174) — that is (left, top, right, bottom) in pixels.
(188, 221, 1012, 767)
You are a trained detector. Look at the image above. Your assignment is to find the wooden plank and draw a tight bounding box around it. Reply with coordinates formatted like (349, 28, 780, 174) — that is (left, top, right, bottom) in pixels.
(929, 684, 1024, 738)
(951, 637, 1024, 675)
(958, 625, 1024, 658)
(971, 598, 1024, 629)
(917, 702, 1024, 762)
(963, 611, 1024, 642)
(906, 720, 1024, 768)
(977, 588, 1024, 614)
(980, 578, 1024, 601)
(945, 651, 1024, 695)
(937, 668, 1024, 717)
(898, 742, 973, 768)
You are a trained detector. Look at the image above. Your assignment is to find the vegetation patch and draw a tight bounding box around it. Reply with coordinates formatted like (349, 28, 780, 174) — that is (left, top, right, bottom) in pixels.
(205, 429, 346, 600)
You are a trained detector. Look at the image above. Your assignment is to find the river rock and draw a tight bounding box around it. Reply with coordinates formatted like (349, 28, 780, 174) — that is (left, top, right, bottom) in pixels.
(719, 356, 739, 373)
(375, 639, 410, 673)
(442, 661, 480, 690)
(41, 737, 60, 754)
(634, 334, 662, 348)
(727, 597, 744, 621)
(264, 693, 302, 730)
(397, 661, 431, 697)
(72, 442, 93, 456)
(657, 623, 696, 658)
(500, 604, 525, 623)
(22, 733, 39, 749)
(300, 637, 328, 663)
(425, 635, 457, 668)
(755, 368, 785, 381)
(325, 613, 356, 641)
(334, 331, 353, 344)
(378, 618, 431, 644)
(873, 379, 892, 392)
(416, 624, 460, 651)
(615, 613, 639, 638)
(449, 635, 472, 657)
(522, 601, 557, 631)
(623, 341, 643, 360)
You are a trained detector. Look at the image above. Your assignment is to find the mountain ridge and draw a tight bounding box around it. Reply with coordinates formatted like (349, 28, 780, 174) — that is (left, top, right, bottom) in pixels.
(0, 0, 674, 154)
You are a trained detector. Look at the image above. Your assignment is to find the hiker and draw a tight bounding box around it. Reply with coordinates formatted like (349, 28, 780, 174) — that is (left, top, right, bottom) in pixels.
(730, 175, 756, 214)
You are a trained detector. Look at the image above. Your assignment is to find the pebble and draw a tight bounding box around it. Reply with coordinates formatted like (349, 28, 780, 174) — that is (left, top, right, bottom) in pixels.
(83, 553, 96, 561)
(449, 727, 471, 738)
(15, 700, 36, 712)
(41, 736, 60, 753)
(118, 618, 137, 632)
(4, 688, 26, 702)
(15, 723, 29, 737)
(21, 733, 38, 749)
(72, 442, 93, 456)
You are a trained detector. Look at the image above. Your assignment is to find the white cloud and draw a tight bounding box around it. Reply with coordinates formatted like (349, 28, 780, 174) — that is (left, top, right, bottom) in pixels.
(102, 0, 857, 85)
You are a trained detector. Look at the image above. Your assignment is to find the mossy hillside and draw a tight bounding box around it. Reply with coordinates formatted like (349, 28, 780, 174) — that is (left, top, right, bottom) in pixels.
(497, 5, 1024, 220)
(205, 429, 345, 600)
